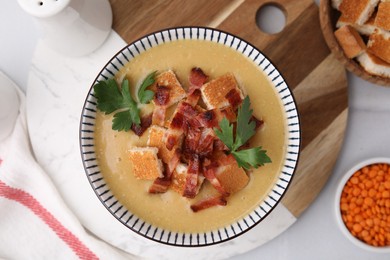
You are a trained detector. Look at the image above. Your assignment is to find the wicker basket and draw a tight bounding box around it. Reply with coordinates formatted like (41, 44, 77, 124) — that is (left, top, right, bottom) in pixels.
(319, 0, 390, 86)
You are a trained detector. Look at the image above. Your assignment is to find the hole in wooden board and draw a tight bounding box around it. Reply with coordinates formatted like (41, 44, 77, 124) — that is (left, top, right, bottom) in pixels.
(256, 3, 286, 35)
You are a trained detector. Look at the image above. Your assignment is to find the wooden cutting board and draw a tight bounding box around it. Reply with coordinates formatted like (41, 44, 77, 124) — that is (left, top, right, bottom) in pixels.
(109, 0, 348, 218)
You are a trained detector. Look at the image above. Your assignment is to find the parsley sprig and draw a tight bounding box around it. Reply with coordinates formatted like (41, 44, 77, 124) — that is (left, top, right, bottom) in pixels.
(94, 72, 156, 132)
(137, 71, 156, 104)
(214, 96, 271, 170)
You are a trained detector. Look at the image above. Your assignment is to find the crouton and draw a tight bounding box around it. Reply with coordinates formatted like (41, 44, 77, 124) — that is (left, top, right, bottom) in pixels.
(200, 73, 244, 109)
(215, 157, 249, 194)
(339, 0, 380, 25)
(375, 2, 390, 31)
(357, 51, 390, 78)
(147, 125, 175, 164)
(334, 25, 366, 58)
(367, 29, 390, 64)
(150, 70, 186, 108)
(170, 164, 205, 195)
(128, 147, 163, 180)
(337, 11, 378, 35)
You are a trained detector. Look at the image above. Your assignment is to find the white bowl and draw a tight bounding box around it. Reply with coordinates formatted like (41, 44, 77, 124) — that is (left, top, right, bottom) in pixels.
(79, 27, 300, 246)
(335, 157, 390, 253)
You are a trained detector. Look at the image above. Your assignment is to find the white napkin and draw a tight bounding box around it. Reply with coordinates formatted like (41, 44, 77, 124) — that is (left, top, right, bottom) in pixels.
(0, 80, 132, 259)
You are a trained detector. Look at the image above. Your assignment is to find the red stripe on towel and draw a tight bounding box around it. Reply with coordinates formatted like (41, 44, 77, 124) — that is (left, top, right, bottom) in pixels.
(0, 180, 98, 260)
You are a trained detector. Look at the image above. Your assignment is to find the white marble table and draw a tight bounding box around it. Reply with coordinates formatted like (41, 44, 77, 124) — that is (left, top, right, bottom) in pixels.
(3, 1, 390, 259)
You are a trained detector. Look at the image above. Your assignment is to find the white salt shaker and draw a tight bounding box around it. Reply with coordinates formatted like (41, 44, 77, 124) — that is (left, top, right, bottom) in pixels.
(17, 0, 112, 56)
(0, 71, 20, 142)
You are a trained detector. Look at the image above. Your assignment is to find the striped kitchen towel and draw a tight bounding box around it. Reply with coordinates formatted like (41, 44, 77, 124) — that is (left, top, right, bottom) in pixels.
(0, 81, 132, 260)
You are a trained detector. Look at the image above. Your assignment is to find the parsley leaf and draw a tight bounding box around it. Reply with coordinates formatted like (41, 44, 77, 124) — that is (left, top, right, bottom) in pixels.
(214, 117, 234, 150)
(233, 96, 256, 150)
(138, 71, 157, 104)
(232, 147, 272, 170)
(112, 110, 133, 131)
(214, 96, 271, 170)
(120, 79, 140, 125)
(94, 79, 125, 114)
(94, 78, 140, 132)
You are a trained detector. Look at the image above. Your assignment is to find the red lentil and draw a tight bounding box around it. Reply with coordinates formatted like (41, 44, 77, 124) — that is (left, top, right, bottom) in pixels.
(340, 163, 390, 247)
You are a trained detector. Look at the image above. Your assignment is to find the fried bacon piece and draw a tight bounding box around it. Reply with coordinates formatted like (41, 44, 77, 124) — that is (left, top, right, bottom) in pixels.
(178, 101, 199, 118)
(189, 67, 208, 88)
(187, 68, 208, 107)
(148, 176, 171, 193)
(196, 128, 215, 157)
(190, 195, 227, 212)
(165, 101, 200, 150)
(152, 85, 170, 126)
(220, 106, 237, 122)
(196, 106, 236, 128)
(149, 164, 172, 194)
(149, 149, 181, 194)
(225, 88, 242, 108)
(183, 127, 202, 157)
(196, 110, 216, 128)
(182, 127, 215, 161)
(186, 89, 201, 107)
(202, 159, 229, 197)
(214, 139, 229, 152)
(131, 114, 152, 136)
(183, 155, 200, 198)
(251, 115, 264, 130)
(165, 111, 185, 150)
(154, 85, 170, 106)
(167, 148, 181, 173)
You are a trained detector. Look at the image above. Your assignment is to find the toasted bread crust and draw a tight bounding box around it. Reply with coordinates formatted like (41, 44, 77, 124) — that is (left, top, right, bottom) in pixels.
(335, 25, 366, 58)
(170, 164, 204, 195)
(200, 73, 243, 109)
(367, 30, 390, 64)
(337, 11, 377, 35)
(339, 0, 379, 25)
(366, 51, 390, 66)
(357, 51, 390, 77)
(147, 125, 175, 164)
(150, 70, 186, 107)
(128, 147, 163, 180)
(375, 2, 390, 31)
(216, 160, 249, 194)
(170, 164, 188, 194)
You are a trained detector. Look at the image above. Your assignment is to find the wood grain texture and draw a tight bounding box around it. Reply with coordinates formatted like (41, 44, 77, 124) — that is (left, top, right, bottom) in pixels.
(282, 109, 348, 216)
(219, 0, 329, 88)
(281, 55, 348, 216)
(108, 0, 235, 43)
(110, 0, 348, 218)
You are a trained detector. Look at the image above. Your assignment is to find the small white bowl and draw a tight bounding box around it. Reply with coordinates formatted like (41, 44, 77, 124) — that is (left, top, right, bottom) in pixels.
(335, 157, 390, 253)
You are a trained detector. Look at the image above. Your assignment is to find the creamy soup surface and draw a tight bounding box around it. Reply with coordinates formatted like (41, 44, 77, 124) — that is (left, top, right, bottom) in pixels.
(94, 40, 286, 233)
